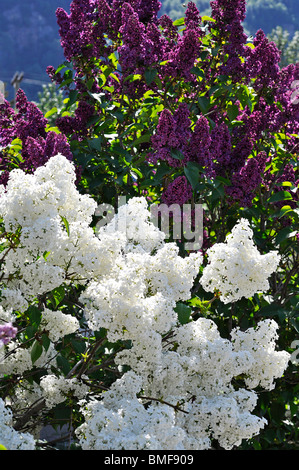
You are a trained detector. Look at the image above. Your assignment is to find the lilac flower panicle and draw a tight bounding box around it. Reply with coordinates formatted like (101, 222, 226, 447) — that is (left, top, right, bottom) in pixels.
(185, 1, 201, 28)
(0, 323, 17, 346)
(245, 30, 281, 89)
(0, 92, 74, 178)
(162, 175, 193, 206)
(226, 152, 268, 207)
(57, 100, 95, 139)
(185, 116, 213, 173)
(210, 122, 232, 175)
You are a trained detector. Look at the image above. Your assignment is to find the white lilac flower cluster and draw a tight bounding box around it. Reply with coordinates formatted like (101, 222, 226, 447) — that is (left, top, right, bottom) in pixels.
(200, 218, 281, 303)
(0, 339, 57, 376)
(0, 398, 35, 450)
(40, 307, 80, 343)
(75, 319, 289, 450)
(40, 375, 89, 408)
(0, 154, 290, 451)
(0, 154, 106, 304)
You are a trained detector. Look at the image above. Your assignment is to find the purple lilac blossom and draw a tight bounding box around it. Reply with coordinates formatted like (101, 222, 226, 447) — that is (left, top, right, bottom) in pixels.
(0, 323, 17, 346)
(161, 175, 193, 206)
(209, 122, 232, 176)
(56, 100, 95, 140)
(225, 151, 268, 207)
(184, 116, 213, 174)
(210, 0, 247, 79)
(162, 3, 203, 81)
(0, 91, 74, 180)
(151, 104, 195, 168)
(244, 29, 281, 89)
(118, 5, 153, 72)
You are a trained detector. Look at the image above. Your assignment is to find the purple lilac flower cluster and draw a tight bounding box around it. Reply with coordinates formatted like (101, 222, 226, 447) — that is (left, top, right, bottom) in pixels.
(56, 100, 95, 140)
(209, 123, 232, 176)
(0, 323, 17, 346)
(161, 175, 193, 206)
(56, 0, 107, 63)
(55, 0, 162, 65)
(225, 152, 268, 207)
(210, 0, 247, 79)
(150, 104, 190, 168)
(244, 30, 281, 90)
(162, 3, 204, 82)
(52, 1, 205, 93)
(151, 107, 226, 179)
(0, 90, 73, 184)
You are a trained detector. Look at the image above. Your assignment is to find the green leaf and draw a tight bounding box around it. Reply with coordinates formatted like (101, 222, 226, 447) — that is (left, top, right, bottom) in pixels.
(130, 133, 151, 148)
(268, 190, 293, 203)
(57, 355, 71, 375)
(145, 69, 158, 85)
(61, 216, 70, 236)
(43, 251, 51, 260)
(184, 162, 201, 190)
(88, 137, 102, 152)
(201, 16, 216, 22)
(27, 305, 42, 326)
(26, 325, 37, 340)
(275, 227, 297, 245)
(31, 340, 43, 364)
(51, 286, 65, 308)
(42, 334, 51, 352)
(173, 17, 185, 26)
(258, 303, 287, 321)
(0, 445, 7, 450)
(227, 104, 239, 122)
(277, 206, 298, 219)
(197, 96, 210, 114)
(71, 338, 86, 354)
(44, 107, 57, 119)
(290, 318, 299, 333)
(170, 148, 184, 160)
(174, 303, 192, 325)
(190, 67, 205, 79)
(66, 89, 78, 109)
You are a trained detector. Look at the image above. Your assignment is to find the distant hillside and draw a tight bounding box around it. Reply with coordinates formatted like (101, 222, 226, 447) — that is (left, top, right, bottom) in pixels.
(0, 0, 297, 104)
(0, 0, 71, 103)
(160, 0, 298, 37)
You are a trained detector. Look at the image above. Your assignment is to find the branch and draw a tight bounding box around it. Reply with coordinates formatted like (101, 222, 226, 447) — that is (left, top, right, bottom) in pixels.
(13, 398, 46, 432)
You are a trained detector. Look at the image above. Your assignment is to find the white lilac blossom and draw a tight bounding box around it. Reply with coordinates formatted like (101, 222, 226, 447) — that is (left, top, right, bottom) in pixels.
(80, 198, 202, 342)
(0, 154, 106, 301)
(230, 319, 290, 390)
(40, 308, 80, 343)
(76, 317, 288, 450)
(40, 375, 89, 408)
(76, 196, 289, 450)
(200, 218, 281, 303)
(0, 155, 290, 450)
(0, 398, 35, 450)
(0, 288, 29, 313)
(0, 340, 57, 377)
(0, 305, 15, 325)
